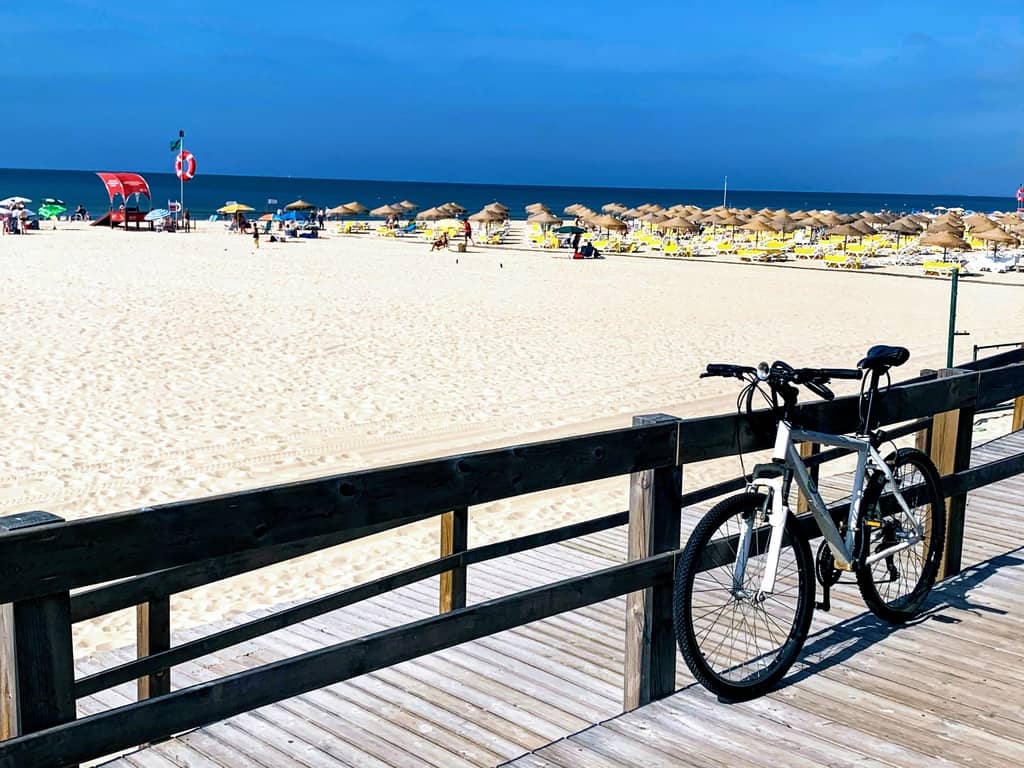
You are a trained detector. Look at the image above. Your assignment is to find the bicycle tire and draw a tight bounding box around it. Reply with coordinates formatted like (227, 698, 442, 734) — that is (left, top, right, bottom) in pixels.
(856, 448, 946, 623)
(673, 492, 815, 700)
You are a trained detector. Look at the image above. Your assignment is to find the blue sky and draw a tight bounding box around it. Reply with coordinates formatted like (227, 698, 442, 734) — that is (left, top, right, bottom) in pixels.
(5, 1, 1023, 194)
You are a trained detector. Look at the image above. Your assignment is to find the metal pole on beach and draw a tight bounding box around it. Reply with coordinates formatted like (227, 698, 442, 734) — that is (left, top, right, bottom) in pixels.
(179, 129, 185, 229)
(946, 269, 959, 367)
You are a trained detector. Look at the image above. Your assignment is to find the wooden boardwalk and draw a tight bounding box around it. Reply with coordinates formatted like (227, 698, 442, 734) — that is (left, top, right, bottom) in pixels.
(96, 432, 1024, 767)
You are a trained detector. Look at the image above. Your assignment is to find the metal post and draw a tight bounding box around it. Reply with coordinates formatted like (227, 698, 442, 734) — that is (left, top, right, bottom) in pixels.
(946, 269, 959, 368)
(178, 129, 185, 229)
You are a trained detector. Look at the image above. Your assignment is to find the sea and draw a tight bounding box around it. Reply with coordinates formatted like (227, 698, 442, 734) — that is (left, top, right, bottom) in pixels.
(1, 168, 1019, 220)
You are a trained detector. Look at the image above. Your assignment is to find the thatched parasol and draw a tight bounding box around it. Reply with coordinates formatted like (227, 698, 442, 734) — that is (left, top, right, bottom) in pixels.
(564, 203, 586, 215)
(327, 204, 356, 217)
(602, 202, 627, 213)
(342, 201, 368, 213)
(594, 213, 628, 231)
(469, 209, 505, 223)
(659, 215, 699, 233)
(416, 207, 447, 221)
(370, 204, 403, 217)
(919, 231, 971, 261)
(397, 200, 418, 211)
(529, 211, 563, 227)
(525, 202, 550, 214)
(284, 199, 316, 211)
(972, 227, 1019, 253)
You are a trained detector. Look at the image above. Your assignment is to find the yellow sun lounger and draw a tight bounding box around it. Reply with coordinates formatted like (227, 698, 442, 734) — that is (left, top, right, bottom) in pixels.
(824, 253, 863, 269)
(923, 261, 960, 277)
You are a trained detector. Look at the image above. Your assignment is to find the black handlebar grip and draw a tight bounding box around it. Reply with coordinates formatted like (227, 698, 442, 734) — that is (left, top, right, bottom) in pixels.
(704, 364, 736, 377)
(820, 368, 863, 380)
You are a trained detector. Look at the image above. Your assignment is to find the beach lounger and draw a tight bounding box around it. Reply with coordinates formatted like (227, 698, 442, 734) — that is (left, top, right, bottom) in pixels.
(824, 253, 863, 269)
(922, 261, 960, 277)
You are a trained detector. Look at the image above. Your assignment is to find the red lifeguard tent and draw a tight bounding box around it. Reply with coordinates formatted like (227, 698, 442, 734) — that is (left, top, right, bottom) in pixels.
(92, 172, 152, 228)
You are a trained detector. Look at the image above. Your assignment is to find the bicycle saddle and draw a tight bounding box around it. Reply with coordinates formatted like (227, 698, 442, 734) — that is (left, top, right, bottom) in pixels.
(857, 345, 909, 371)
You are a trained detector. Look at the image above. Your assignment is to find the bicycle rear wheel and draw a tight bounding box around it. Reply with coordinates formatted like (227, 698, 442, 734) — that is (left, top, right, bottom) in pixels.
(673, 493, 815, 700)
(856, 448, 945, 623)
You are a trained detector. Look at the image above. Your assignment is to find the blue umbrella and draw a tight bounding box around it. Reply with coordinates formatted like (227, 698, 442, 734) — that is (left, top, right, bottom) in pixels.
(144, 208, 172, 221)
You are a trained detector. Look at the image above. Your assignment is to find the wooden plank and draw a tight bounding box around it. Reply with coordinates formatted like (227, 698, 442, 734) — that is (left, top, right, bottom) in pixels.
(136, 597, 171, 701)
(1013, 394, 1024, 432)
(70, 514, 439, 622)
(0, 422, 679, 605)
(438, 507, 468, 613)
(624, 414, 680, 711)
(796, 441, 819, 514)
(929, 369, 975, 577)
(75, 512, 628, 700)
(0, 511, 76, 747)
(0, 553, 673, 768)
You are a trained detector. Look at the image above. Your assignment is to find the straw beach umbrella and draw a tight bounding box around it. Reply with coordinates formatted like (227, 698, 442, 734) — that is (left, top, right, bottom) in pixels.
(919, 231, 971, 261)
(370, 204, 403, 217)
(416, 207, 447, 221)
(593, 214, 627, 232)
(529, 211, 563, 228)
(398, 200, 418, 211)
(284, 199, 316, 211)
(826, 222, 867, 250)
(659, 215, 699, 234)
(343, 201, 368, 213)
(972, 227, 1019, 254)
(327, 204, 356, 217)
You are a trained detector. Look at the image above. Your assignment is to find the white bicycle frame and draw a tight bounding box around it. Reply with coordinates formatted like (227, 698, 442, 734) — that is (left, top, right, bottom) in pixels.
(737, 419, 925, 596)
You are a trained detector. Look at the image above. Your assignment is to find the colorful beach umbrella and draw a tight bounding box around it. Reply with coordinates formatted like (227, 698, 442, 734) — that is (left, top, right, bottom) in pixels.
(218, 203, 255, 214)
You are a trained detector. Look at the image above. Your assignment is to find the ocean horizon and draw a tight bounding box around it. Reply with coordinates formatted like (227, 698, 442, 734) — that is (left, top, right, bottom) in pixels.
(2, 167, 1020, 221)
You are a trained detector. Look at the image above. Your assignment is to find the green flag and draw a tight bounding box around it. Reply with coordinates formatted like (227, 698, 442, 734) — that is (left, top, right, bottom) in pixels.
(169, 137, 182, 152)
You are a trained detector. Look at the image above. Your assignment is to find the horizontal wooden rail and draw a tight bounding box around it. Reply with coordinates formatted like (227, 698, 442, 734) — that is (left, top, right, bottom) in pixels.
(0, 423, 679, 604)
(1, 554, 678, 768)
(71, 512, 440, 623)
(73, 509, 630, 699)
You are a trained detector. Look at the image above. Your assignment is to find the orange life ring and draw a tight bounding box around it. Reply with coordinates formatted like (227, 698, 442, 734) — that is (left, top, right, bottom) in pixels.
(175, 151, 196, 181)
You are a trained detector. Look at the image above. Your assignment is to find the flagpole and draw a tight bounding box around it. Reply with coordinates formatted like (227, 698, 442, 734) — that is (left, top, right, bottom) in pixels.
(179, 129, 185, 229)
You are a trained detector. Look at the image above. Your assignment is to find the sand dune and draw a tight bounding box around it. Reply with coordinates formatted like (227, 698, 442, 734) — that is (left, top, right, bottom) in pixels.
(2, 222, 1022, 654)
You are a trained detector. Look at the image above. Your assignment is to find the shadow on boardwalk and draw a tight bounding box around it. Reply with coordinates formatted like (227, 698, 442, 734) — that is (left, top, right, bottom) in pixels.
(782, 546, 1023, 691)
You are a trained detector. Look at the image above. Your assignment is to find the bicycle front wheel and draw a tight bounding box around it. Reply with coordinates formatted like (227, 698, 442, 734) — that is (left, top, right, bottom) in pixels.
(673, 493, 815, 700)
(856, 448, 945, 623)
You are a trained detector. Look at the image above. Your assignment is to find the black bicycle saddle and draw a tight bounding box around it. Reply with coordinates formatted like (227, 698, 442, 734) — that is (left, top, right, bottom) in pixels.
(857, 345, 909, 371)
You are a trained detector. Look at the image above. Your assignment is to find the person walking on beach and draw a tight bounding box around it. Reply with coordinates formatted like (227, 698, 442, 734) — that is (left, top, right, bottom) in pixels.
(463, 218, 473, 246)
(184, 208, 191, 232)
(572, 230, 582, 254)
(318, 209, 325, 230)
(253, 224, 260, 250)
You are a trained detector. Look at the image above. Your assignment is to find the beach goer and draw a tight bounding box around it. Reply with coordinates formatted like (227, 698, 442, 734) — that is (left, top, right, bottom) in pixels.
(253, 225, 260, 249)
(318, 209, 325, 230)
(184, 208, 191, 232)
(572, 231, 582, 253)
(430, 232, 449, 251)
(463, 219, 473, 245)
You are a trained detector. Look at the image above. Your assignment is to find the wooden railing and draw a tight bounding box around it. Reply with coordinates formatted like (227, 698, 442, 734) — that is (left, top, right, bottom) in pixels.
(2, 348, 1024, 768)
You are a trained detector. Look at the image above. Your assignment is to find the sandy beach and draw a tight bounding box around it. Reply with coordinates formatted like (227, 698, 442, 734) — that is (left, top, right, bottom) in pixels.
(3, 221, 1024, 656)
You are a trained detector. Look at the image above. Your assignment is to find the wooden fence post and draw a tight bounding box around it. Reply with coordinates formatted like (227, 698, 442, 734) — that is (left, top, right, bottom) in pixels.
(439, 507, 468, 613)
(916, 369, 937, 453)
(927, 369, 975, 579)
(624, 414, 681, 711)
(136, 596, 171, 700)
(796, 442, 819, 514)
(1013, 394, 1024, 432)
(0, 511, 77, 747)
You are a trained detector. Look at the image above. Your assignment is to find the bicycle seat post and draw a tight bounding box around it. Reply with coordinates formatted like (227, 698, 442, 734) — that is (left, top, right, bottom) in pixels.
(860, 369, 883, 435)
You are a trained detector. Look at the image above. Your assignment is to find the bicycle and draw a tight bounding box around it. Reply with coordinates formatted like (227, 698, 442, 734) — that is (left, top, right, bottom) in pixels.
(672, 345, 946, 700)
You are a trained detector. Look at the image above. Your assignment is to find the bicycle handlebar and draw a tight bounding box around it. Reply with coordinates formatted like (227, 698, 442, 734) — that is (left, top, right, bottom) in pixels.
(701, 361, 863, 403)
